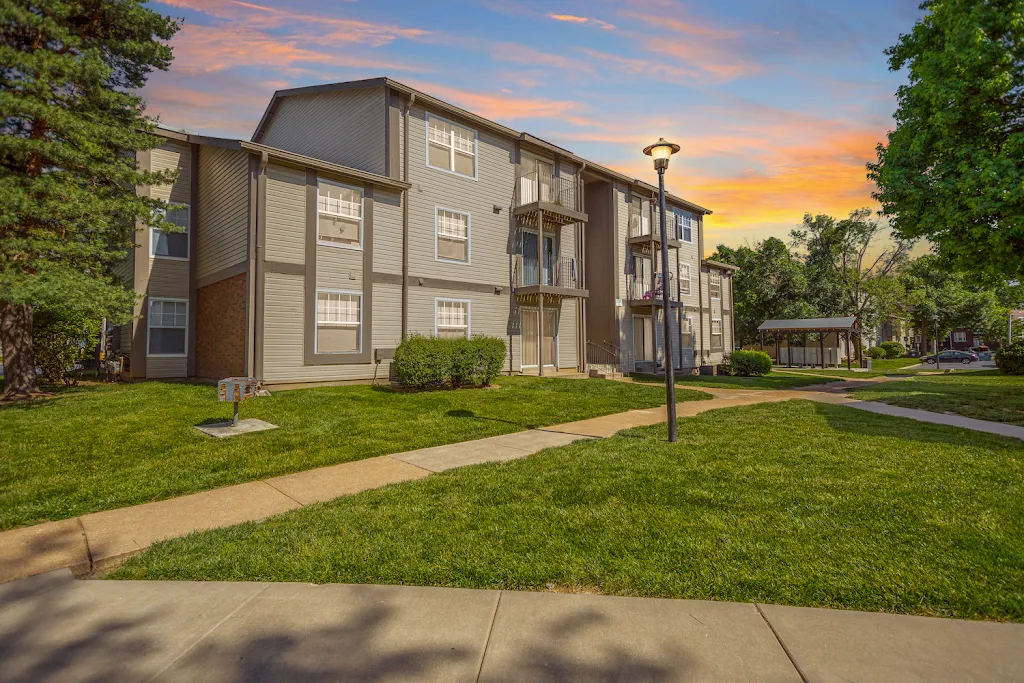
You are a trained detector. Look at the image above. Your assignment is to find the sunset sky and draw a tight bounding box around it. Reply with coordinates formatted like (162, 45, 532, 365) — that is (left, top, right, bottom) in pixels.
(143, 0, 923, 254)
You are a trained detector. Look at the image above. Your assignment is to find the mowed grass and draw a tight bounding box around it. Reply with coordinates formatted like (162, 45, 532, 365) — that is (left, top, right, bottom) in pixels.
(776, 357, 926, 378)
(852, 371, 1024, 425)
(0, 376, 695, 530)
(114, 401, 1024, 622)
(633, 372, 840, 390)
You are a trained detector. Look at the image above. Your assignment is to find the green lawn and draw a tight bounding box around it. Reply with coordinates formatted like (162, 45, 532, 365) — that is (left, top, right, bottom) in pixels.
(114, 400, 1024, 622)
(632, 372, 841, 390)
(851, 371, 1024, 425)
(0, 376, 697, 530)
(777, 357, 937, 378)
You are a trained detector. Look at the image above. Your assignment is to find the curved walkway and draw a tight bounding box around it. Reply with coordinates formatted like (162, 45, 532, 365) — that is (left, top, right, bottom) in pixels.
(3, 377, 1022, 584)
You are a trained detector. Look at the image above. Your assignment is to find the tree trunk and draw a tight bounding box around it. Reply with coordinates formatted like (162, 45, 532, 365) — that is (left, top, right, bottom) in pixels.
(0, 301, 38, 398)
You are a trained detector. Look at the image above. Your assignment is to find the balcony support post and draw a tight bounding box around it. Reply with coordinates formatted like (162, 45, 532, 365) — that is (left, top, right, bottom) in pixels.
(538, 208, 545, 377)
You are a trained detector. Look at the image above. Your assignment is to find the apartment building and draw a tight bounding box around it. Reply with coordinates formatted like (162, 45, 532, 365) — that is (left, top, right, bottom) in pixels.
(116, 78, 731, 385)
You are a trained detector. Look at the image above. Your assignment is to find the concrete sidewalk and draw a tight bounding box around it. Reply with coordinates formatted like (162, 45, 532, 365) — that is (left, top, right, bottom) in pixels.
(5, 377, 1024, 585)
(2, 571, 1021, 683)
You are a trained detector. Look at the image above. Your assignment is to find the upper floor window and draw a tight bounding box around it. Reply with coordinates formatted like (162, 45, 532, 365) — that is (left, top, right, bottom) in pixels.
(151, 205, 190, 260)
(317, 179, 363, 249)
(427, 114, 476, 178)
(148, 298, 188, 356)
(436, 299, 470, 339)
(436, 208, 470, 263)
(709, 271, 722, 299)
(677, 212, 694, 243)
(316, 291, 361, 353)
(680, 263, 691, 296)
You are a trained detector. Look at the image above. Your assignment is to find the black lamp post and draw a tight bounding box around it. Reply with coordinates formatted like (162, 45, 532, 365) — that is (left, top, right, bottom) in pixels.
(643, 137, 681, 442)
(932, 314, 940, 371)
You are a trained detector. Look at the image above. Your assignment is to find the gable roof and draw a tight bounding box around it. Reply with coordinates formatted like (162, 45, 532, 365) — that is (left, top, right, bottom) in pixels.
(251, 77, 712, 216)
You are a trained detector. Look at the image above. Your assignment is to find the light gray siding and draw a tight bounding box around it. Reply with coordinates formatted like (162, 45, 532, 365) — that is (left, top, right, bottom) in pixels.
(316, 244, 363, 290)
(372, 188, 403, 275)
(197, 146, 249, 281)
(265, 163, 306, 265)
(260, 87, 387, 175)
(407, 285, 513, 371)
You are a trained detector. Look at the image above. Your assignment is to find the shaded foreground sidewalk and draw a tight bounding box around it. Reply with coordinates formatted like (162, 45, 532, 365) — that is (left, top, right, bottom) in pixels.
(2, 570, 1021, 683)
(4, 377, 1024, 584)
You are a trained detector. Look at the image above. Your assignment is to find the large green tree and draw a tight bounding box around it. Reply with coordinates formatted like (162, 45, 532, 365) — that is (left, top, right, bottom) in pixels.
(0, 0, 179, 397)
(868, 0, 1024, 280)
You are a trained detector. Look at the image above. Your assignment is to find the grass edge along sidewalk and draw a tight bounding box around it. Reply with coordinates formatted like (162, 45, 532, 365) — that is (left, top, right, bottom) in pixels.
(0, 376, 708, 531)
(114, 400, 1024, 624)
(849, 371, 1024, 426)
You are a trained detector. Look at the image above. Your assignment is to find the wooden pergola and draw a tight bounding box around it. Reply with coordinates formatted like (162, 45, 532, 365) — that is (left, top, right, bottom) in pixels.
(757, 317, 861, 370)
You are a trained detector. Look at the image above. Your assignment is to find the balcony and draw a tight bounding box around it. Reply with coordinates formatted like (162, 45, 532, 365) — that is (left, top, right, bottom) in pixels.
(513, 171, 588, 229)
(628, 271, 680, 310)
(627, 210, 680, 249)
(513, 254, 588, 302)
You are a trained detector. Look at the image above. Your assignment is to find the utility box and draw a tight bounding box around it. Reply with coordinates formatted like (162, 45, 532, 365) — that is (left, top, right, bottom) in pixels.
(218, 377, 259, 426)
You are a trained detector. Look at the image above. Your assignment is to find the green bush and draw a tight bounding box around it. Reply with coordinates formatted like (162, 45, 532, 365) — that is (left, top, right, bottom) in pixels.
(879, 341, 905, 359)
(33, 310, 101, 387)
(393, 335, 508, 388)
(866, 346, 887, 359)
(724, 350, 772, 376)
(994, 341, 1024, 375)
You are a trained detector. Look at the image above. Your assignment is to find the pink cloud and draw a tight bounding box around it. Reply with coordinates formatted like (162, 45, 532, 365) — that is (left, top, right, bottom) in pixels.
(548, 13, 616, 30)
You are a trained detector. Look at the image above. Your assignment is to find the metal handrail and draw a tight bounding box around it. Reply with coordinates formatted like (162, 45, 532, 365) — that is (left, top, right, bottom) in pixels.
(513, 254, 582, 290)
(513, 170, 583, 212)
(586, 340, 620, 366)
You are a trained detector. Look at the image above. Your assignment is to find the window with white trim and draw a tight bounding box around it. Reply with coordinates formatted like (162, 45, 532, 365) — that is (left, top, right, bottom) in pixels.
(680, 263, 691, 296)
(953, 331, 967, 343)
(711, 318, 723, 349)
(317, 291, 361, 353)
(317, 180, 362, 248)
(427, 114, 476, 178)
(677, 212, 694, 243)
(436, 299, 470, 339)
(681, 316, 694, 348)
(148, 299, 188, 356)
(436, 208, 470, 263)
(151, 205, 190, 259)
(709, 271, 722, 299)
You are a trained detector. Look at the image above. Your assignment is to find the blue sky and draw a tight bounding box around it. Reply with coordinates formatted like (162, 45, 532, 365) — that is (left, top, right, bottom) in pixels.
(145, 0, 923, 252)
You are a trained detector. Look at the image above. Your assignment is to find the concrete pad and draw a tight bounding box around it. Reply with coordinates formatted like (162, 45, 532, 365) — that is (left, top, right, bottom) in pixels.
(194, 418, 278, 438)
(759, 602, 1024, 683)
(392, 439, 529, 472)
(266, 455, 430, 505)
(0, 568, 73, 606)
(80, 480, 301, 563)
(478, 591, 801, 683)
(0, 518, 89, 583)
(0, 579, 268, 683)
(154, 583, 499, 683)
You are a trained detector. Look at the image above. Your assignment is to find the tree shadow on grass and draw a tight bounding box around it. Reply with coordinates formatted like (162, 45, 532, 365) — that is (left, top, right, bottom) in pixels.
(446, 409, 531, 429)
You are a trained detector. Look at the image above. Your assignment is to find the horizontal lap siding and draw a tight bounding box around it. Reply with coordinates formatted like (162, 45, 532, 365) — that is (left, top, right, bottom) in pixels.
(260, 87, 386, 175)
(407, 286, 513, 371)
(265, 164, 306, 265)
(197, 147, 250, 281)
(615, 186, 632, 365)
(372, 189, 403, 275)
(373, 282, 402, 352)
(147, 260, 189, 298)
(146, 357, 186, 379)
(558, 301, 577, 368)
(316, 246, 362, 290)
(406, 106, 515, 287)
(150, 142, 191, 204)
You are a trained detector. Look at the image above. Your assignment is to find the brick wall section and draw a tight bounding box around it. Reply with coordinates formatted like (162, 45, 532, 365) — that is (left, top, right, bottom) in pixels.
(195, 273, 247, 379)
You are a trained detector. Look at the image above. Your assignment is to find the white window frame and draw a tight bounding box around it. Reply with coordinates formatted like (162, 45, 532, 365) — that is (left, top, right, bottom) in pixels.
(711, 318, 723, 348)
(150, 205, 190, 261)
(680, 263, 691, 296)
(426, 113, 478, 180)
(315, 289, 362, 354)
(434, 206, 471, 265)
(953, 331, 968, 343)
(434, 298, 471, 338)
(146, 297, 189, 358)
(316, 178, 364, 251)
(709, 271, 722, 300)
(678, 212, 694, 243)
(681, 315, 694, 349)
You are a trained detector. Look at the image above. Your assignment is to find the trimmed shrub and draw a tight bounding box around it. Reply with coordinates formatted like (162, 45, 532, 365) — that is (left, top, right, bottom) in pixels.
(33, 310, 101, 387)
(724, 349, 772, 376)
(393, 335, 508, 388)
(879, 341, 905, 359)
(994, 341, 1024, 375)
(866, 346, 887, 360)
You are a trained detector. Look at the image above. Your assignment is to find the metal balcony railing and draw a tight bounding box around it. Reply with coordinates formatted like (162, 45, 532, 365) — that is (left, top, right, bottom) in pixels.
(513, 254, 582, 290)
(513, 171, 584, 212)
(628, 271, 677, 303)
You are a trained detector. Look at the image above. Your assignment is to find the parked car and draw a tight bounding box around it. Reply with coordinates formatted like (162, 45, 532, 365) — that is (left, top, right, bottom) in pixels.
(921, 350, 979, 364)
(969, 345, 992, 360)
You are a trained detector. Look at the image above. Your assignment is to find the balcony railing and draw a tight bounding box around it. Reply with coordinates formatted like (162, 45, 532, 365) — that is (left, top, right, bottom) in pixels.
(513, 254, 582, 290)
(628, 271, 677, 303)
(513, 171, 584, 213)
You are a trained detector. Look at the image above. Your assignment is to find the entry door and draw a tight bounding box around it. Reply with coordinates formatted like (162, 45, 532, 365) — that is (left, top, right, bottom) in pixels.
(522, 309, 557, 367)
(522, 231, 555, 286)
(633, 315, 654, 362)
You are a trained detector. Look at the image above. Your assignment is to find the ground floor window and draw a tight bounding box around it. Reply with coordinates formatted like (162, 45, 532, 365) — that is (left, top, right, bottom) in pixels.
(633, 315, 654, 362)
(436, 299, 470, 338)
(317, 290, 361, 353)
(953, 331, 967, 343)
(711, 318, 723, 349)
(681, 316, 693, 349)
(148, 298, 188, 356)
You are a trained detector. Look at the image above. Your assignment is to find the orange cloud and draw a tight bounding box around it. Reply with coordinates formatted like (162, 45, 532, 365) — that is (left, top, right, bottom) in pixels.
(548, 13, 616, 30)
(619, 9, 739, 41)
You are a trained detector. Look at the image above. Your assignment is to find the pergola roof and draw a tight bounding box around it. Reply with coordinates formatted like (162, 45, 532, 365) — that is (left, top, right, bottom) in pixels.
(758, 317, 858, 333)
